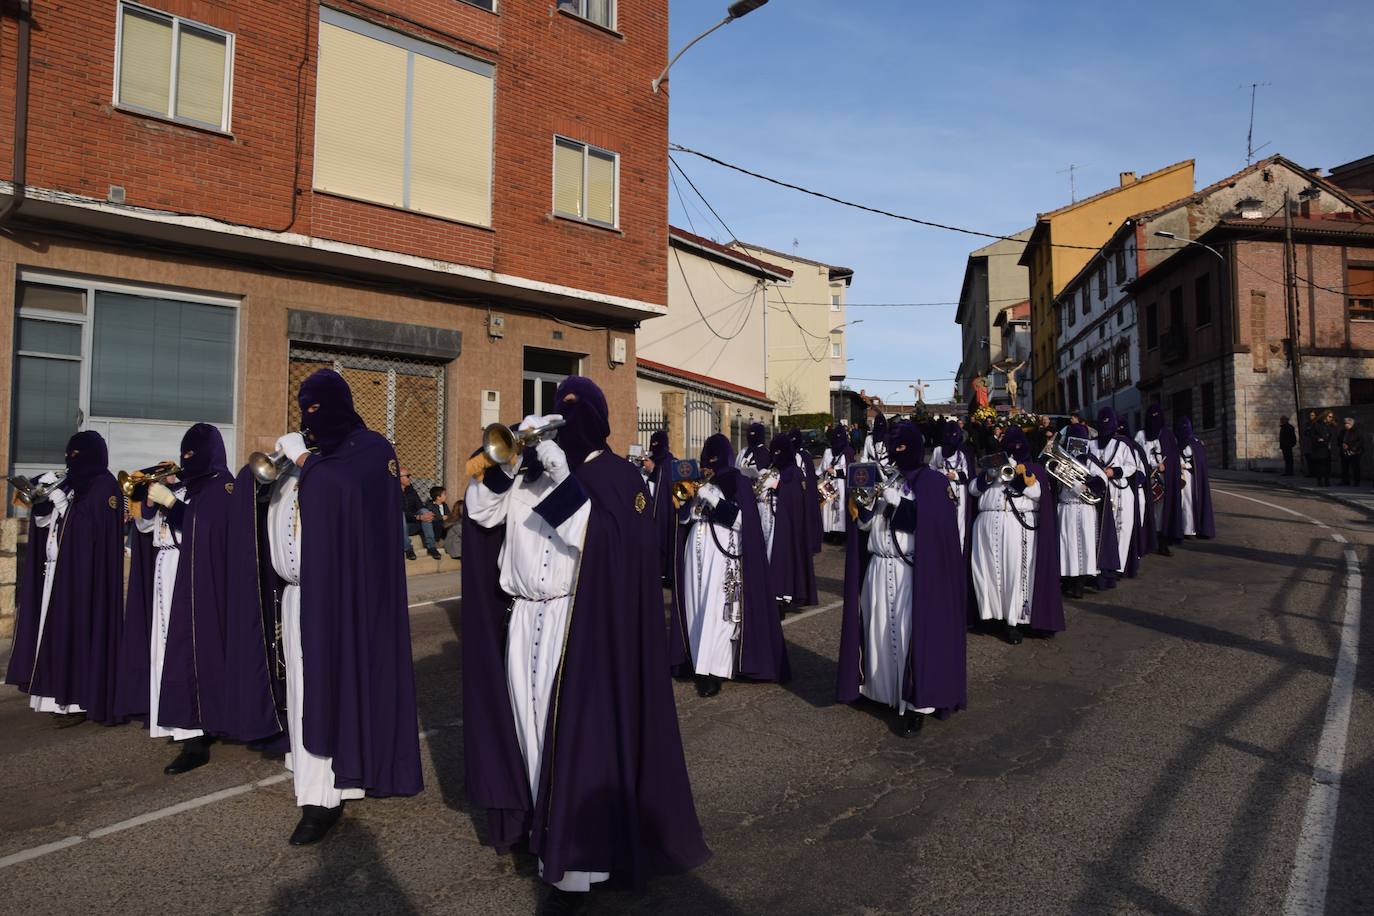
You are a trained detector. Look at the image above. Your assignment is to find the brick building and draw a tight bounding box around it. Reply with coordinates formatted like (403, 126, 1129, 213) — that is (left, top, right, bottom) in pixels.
(1132, 212, 1374, 469)
(0, 0, 666, 500)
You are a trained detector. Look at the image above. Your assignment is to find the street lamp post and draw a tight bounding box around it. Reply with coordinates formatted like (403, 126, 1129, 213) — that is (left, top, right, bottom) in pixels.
(652, 1, 770, 93)
(1153, 230, 1225, 262)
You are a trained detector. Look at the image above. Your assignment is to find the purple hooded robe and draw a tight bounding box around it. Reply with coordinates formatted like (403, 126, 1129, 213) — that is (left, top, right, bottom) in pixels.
(790, 428, 824, 555)
(1140, 404, 1183, 550)
(1175, 416, 1216, 539)
(938, 421, 978, 558)
(116, 424, 281, 740)
(1060, 421, 1118, 582)
(462, 376, 710, 888)
(669, 435, 790, 683)
(6, 431, 124, 724)
(292, 369, 423, 797)
(767, 433, 818, 606)
(837, 421, 967, 715)
(646, 429, 677, 586)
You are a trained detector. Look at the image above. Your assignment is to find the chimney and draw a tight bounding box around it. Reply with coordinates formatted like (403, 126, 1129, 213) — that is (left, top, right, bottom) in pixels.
(1120, 171, 1137, 187)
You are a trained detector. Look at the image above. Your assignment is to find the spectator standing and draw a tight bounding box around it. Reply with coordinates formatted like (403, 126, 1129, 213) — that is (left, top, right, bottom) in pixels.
(1302, 410, 1319, 478)
(401, 468, 441, 560)
(1278, 416, 1297, 477)
(1340, 417, 1364, 487)
(1310, 414, 1334, 487)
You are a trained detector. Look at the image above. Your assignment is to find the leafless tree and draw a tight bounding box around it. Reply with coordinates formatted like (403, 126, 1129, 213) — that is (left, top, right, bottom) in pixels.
(774, 381, 804, 418)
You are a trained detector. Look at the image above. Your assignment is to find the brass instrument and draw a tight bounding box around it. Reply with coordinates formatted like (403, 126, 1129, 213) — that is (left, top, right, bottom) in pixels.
(247, 449, 295, 485)
(849, 464, 902, 511)
(752, 468, 779, 499)
(117, 462, 181, 501)
(482, 417, 567, 466)
(672, 479, 701, 506)
(817, 472, 840, 504)
(669, 458, 702, 509)
(1039, 438, 1101, 505)
(8, 471, 67, 507)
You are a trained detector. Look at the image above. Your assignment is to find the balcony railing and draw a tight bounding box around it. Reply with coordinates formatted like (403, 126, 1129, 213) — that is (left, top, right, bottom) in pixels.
(1160, 329, 1189, 365)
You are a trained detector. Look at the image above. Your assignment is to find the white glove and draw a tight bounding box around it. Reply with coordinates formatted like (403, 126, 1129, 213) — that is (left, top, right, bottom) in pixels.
(275, 432, 308, 463)
(37, 471, 60, 486)
(147, 481, 177, 508)
(46, 487, 71, 511)
(518, 414, 544, 433)
(882, 484, 904, 508)
(535, 438, 570, 484)
(699, 483, 723, 508)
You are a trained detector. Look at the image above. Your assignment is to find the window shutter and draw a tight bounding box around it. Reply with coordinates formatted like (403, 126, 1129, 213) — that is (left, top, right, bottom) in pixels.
(313, 22, 408, 209)
(409, 54, 493, 226)
(586, 150, 615, 225)
(175, 26, 227, 127)
(554, 141, 584, 217)
(119, 8, 173, 115)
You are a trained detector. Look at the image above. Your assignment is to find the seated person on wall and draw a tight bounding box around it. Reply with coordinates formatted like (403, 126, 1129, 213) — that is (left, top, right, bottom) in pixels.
(401, 467, 441, 560)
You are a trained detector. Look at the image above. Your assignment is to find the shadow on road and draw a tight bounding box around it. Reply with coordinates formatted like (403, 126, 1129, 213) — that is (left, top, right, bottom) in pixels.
(413, 600, 468, 815)
(268, 819, 420, 915)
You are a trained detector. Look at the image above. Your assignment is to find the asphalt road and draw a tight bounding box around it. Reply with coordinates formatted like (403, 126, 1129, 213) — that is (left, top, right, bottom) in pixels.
(2, 473, 1372, 916)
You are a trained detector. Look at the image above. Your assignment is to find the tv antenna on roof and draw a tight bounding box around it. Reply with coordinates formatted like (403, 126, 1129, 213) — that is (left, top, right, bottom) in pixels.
(1242, 81, 1272, 165)
(1057, 164, 1085, 203)
(792, 237, 800, 255)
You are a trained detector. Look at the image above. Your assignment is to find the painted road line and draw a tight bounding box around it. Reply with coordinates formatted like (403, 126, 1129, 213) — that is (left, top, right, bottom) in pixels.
(1215, 487, 1364, 916)
(408, 594, 461, 610)
(781, 598, 844, 627)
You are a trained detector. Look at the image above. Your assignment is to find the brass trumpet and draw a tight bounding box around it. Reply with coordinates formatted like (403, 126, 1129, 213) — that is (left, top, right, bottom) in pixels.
(8, 471, 67, 507)
(482, 418, 567, 466)
(247, 432, 318, 484)
(118, 462, 181, 501)
(672, 479, 701, 506)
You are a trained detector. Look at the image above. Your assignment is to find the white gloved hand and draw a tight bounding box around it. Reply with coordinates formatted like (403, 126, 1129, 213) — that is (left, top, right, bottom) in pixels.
(275, 432, 308, 463)
(46, 487, 71, 511)
(518, 414, 544, 433)
(882, 484, 904, 507)
(535, 438, 570, 484)
(699, 483, 723, 508)
(37, 471, 60, 486)
(147, 481, 177, 508)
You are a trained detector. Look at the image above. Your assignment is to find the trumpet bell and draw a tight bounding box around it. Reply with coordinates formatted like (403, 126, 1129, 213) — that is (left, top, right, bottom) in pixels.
(117, 462, 181, 501)
(247, 450, 288, 485)
(8, 473, 65, 507)
(482, 423, 520, 466)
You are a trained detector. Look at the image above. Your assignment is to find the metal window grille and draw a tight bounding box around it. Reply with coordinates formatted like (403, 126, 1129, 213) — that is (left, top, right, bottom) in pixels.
(288, 346, 446, 497)
(683, 398, 720, 459)
(637, 408, 666, 452)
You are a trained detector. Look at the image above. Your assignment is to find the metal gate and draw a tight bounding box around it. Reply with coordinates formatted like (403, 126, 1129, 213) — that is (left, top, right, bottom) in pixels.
(288, 346, 446, 496)
(637, 408, 666, 453)
(683, 398, 720, 459)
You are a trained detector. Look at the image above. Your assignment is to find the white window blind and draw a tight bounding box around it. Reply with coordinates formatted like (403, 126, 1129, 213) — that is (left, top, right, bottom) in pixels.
(118, 8, 172, 114)
(116, 3, 231, 131)
(553, 137, 618, 227)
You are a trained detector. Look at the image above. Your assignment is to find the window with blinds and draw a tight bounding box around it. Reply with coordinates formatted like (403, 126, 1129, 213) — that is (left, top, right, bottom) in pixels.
(116, 3, 231, 131)
(312, 10, 494, 227)
(553, 137, 618, 228)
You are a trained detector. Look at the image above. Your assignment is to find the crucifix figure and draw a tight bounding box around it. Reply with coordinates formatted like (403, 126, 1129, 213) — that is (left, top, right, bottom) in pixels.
(911, 379, 929, 405)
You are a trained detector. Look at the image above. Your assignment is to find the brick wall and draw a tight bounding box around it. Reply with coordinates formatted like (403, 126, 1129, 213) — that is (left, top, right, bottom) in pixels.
(1, 0, 668, 308)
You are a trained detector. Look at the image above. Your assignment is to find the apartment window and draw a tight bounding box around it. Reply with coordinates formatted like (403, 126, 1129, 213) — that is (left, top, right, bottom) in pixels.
(523, 348, 580, 417)
(1117, 308, 1125, 327)
(461, 0, 497, 9)
(1096, 357, 1111, 395)
(1349, 266, 1374, 321)
(1114, 247, 1126, 282)
(830, 294, 841, 311)
(1081, 287, 1090, 316)
(313, 10, 495, 227)
(1169, 286, 1184, 329)
(1115, 345, 1130, 387)
(1066, 300, 1076, 328)
(1067, 373, 1080, 410)
(1195, 275, 1213, 327)
(554, 137, 618, 228)
(10, 275, 238, 483)
(557, 0, 615, 30)
(1056, 304, 1064, 335)
(1097, 265, 1108, 299)
(1146, 302, 1158, 349)
(831, 342, 841, 358)
(1201, 382, 1216, 430)
(1082, 364, 1093, 405)
(116, 3, 233, 131)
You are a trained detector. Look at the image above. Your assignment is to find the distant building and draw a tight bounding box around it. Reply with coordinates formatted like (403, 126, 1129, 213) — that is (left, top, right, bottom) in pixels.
(730, 241, 854, 417)
(955, 229, 1032, 406)
(637, 228, 787, 457)
(1020, 162, 1197, 413)
(1132, 211, 1374, 469)
(1328, 154, 1374, 208)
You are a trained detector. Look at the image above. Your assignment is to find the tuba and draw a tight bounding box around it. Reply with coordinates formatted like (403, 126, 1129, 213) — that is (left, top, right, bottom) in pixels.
(8, 471, 67, 507)
(1039, 438, 1100, 505)
(482, 418, 566, 466)
(117, 462, 181, 501)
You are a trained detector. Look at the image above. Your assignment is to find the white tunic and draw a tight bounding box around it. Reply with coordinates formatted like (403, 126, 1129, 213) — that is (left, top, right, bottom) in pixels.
(1136, 433, 1168, 535)
(1179, 445, 1197, 536)
(1087, 438, 1140, 573)
(969, 476, 1041, 625)
(678, 486, 743, 679)
(861, 435, 889, 466)
(1056, 461, 1107, 578)
(819, 449, 848, 534)
(465, 457, 604, 893)
(857, 481, 933, 715)
(136, 489, 203, 740)
(269, 470, 365, 809)
(928, 446, 970, 551)
(738, 451, 776, 557)
(28, 493, 84, 715)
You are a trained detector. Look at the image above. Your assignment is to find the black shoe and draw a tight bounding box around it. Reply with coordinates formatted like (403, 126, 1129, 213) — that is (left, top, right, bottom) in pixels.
(694, 674, 711, 697)
(1158, 544, 1172, 557)
(405, 549, 418, 561)
(1005, 624, 1023, 646)
(702, 675, 723, 698)
(539, 888, 587, 916)
(289, 804, 343, 846)
(901, 710, 925, 737)
(427, 547, 442, 560)
(1070, 581, 1084, 599)
(164, 736, 212, 775)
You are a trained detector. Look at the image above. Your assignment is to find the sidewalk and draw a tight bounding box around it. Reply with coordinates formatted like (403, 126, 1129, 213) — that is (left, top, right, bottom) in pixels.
(1213, 468, 1374, 517)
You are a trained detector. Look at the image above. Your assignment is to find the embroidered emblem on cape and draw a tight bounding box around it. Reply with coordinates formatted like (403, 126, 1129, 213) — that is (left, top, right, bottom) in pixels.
(388, 459, 399, 477)
(225, 482, 235, 495)
(634, 491, 647, 514)
(108, 495, 117, 509)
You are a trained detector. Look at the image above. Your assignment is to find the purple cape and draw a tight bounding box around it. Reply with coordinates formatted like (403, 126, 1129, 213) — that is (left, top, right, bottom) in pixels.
(767, 463, 817, 606)
(1179, 436, 1216, 539)
(463, 452, 711, 888)
(836, 467, 968, 716)
(295, 428, 422, 797)
(1149, 429, 1184, 548)
(6, 473, 124, 724)
(799, 451, 823, 555)
(648, 453, 678, 585)
(669, 470, 790, 683)
(116, 505, 157, 720)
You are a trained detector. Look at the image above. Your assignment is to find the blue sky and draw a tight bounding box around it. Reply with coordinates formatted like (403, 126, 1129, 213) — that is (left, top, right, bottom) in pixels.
(664, 0, 1374, 404)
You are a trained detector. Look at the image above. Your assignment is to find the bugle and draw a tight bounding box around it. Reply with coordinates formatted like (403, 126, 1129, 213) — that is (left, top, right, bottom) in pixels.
(8, 471, 67, 507)
(118, 462, 181, 501)
(482, 417, 567, 466)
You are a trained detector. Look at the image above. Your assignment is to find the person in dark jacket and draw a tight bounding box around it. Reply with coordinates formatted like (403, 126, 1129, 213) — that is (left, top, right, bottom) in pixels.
(1303, 410, 1319, 479)
(1340, 417, 1364, 487)
(401, 468, 441, 559)
(1278, 416, 1297, 476)
(1310, 413, 1334, 487)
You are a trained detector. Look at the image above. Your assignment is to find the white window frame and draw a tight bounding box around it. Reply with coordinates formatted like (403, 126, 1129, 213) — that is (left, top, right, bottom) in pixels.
(831, 341, 842, 359)
(113, 2, 235, 133)
(558, 0, 616, 30)
(522, 348, 582, 416)
(552, 136, 620, 230)
(830, 294, 841, 311)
